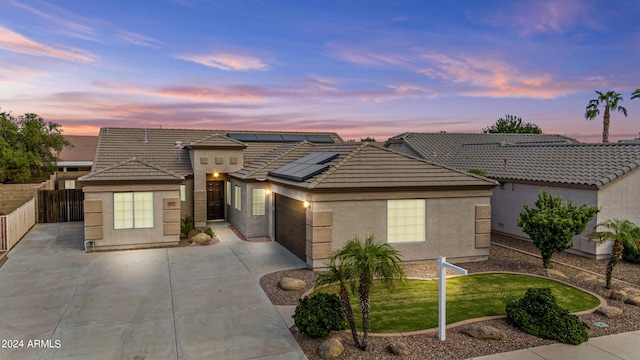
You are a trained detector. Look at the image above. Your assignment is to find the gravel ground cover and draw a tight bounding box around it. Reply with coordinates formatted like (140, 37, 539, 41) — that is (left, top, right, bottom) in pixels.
(260, 234, 640, 359)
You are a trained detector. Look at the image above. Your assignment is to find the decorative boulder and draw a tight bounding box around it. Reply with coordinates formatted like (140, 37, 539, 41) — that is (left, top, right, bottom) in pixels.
(624, 297, 640, 306)
(596, 305, 623, 319)
(387, 341, 410, 356)
(279, 277, 307, 291)
(461, 325, 507, 340)
(187, 228, 202, 239)
(191, 233, 211, 245)
(610, 290, 628, 302)
(317, 338, 343, 359)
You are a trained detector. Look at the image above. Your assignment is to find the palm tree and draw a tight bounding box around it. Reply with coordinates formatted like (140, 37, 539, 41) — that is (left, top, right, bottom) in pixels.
(589, 219, 640, 289)
(632, 89, 640, 100)
(333, 235, 405, 350)
(315, 258, 360, 348)
(585, 90, 628, 143)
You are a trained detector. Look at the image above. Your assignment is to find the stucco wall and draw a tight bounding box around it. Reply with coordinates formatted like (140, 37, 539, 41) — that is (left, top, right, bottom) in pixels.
(309, 190, 492, 268)
(226, 178, 248, 236)
(83, 184, 180, 250)
(490, 182, 601, 257)
(598, 168, 640, 225)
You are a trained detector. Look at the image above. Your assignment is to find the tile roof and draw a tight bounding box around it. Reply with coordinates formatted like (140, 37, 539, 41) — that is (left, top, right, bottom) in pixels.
(91, 127, 343, 177)
(385, 132, 577, 164)
(447, 142, 640, 188)
(58, 135, 98, 162)
(232, 142, 497, 190)
(187, 133, 247, 149)
(79, 157, 184, 182)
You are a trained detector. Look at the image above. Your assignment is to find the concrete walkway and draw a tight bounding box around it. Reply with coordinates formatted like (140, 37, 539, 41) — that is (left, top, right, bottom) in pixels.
(0, 222, 309, 360)
(469, 330, 640, 359)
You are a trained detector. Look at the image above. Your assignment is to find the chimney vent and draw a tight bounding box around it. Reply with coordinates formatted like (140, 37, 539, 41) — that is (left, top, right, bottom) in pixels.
(503, 159, 508, 171)
(143, 129, 148, 143)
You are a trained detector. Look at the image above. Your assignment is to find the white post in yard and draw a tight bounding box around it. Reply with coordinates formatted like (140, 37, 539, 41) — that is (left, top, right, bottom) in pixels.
(437, 256, 468, 341)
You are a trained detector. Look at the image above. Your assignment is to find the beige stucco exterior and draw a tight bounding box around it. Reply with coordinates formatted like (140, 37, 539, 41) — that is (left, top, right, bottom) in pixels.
(262, 184, 494, 269)
(82, 184, 180, 251)
(190, 148, 244, 227)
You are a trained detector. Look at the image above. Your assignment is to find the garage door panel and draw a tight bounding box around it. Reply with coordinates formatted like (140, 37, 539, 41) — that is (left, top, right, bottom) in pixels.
(275, 194, 306, 260)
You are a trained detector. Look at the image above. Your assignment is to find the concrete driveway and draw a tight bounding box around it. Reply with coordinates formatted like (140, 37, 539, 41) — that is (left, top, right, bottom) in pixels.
(0, 222, 308, 360)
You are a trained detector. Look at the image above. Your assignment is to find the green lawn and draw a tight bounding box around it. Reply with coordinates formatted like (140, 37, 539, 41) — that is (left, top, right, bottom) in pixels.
(315, 273, 600, 333)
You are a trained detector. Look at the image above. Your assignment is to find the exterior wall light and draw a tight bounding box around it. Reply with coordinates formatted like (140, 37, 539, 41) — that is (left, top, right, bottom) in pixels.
(265, 189, 272, 195)
(213, 172, 219, 177)
(303, 201, 310, 208)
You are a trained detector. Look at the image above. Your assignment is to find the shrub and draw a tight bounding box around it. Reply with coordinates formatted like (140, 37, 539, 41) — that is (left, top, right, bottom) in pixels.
(623, 227, 640, 264)
(205, 227, 215, 237)
(503, 288, 589, 345)
(293, 293, 346, 338)
(181, 215, 194, 238)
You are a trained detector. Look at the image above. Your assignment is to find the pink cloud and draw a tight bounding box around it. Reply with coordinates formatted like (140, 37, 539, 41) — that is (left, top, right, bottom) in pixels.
(0, 25, 96, 62)
(176, 53, 268, 71)
(416, 51, 588, 99)
(480, 0, 599, 37)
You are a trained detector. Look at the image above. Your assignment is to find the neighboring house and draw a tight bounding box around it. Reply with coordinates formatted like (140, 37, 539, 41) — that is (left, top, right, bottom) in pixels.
(385, 133, 640, 259)
(79, 127, 497, 269)
(56, 135, 98, 190)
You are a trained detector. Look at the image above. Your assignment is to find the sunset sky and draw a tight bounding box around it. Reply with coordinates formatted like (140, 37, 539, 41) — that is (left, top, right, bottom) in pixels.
(0, 0, 639, 142)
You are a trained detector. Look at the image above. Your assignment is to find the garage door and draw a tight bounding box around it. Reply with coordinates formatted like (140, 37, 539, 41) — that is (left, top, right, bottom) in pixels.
(275, 194, 307, 260)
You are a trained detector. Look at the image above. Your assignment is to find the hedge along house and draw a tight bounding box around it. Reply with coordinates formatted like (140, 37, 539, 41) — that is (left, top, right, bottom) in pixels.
(78, 127, 342, 251)
(385, 133, 640, 259)
(230, 141, 498, 269)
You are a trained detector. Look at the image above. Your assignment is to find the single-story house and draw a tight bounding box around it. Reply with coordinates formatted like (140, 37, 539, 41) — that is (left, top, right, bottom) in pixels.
(56, 135, 98, 190)
(79, 127, 497, 269)
(385, 133, 640, 259)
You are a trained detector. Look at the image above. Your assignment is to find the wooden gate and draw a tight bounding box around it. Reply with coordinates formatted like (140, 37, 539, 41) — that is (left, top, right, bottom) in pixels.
(38, 189, 84, 223)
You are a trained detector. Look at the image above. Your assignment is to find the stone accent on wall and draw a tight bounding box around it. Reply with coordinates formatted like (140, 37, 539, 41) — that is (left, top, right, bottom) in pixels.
(84, 199, 103, 241)
(215, 157, 223, 164)
(200, 157, 208, 164)
(163, 197, 181, 235)
(475, 204, 491, 248)
(230, 157, 238, 165)
(306, 210, 333, 263)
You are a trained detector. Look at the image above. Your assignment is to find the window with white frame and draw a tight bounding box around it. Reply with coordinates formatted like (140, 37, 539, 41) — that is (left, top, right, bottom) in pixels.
(252, 189, 266, 215)
(234, 185, 241, 211)
(226, 181, 231, 205)
(64, 180, 76, 189)
(387, 199, 426, 243)
(180, 184, 186, 202)
(113, 192, 154, 229)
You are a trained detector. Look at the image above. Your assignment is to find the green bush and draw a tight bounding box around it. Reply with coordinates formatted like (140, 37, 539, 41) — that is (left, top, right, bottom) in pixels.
(504, 288, 589, 345)
(181, 215, 194, 238)
(293, 293, 346, 338)
(205, 227, 215, 237)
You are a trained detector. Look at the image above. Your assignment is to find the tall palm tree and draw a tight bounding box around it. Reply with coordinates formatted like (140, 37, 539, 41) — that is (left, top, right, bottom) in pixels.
(333, 235, 405, 350)
(589, 219, 640, 289)
(632, 89, 640, 100)
(585, 91, 628, 143)
(315, 258, 360, 348)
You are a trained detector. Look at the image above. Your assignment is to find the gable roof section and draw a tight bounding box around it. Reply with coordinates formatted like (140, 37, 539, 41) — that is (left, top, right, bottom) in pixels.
(91, 128, 343, 177)
(385, 132, 577, 164)
(448, 142, 640, 188)
(187, 133, 247, 149)
(58, 135, 98, 163)
(234, 142, 497, 190)
(79, 157, 183, 183)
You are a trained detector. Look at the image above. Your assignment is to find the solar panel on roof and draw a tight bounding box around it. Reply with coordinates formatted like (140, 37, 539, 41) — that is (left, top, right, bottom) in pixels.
(227, 133, 258, 141)
(255, 133, 284, 142)
(281, 134, 307, 142)
(304, 134, 334, 143)
(269, 152, 339, 182)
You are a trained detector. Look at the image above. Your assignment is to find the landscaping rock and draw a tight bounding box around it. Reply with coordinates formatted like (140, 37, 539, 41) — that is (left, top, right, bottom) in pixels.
(461, 325, 507, 340)
(545, 269, 568, 279)
(624, 297, 640, 306)
(387, 341, 410, 356)
(624, 287, 640, 297)
(596, 305, 623, 319)
(191, 233, 211, 245)
(279, 277, 307, 291)
(317, 338, 343, 359)
(610, 290, 628, 301)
